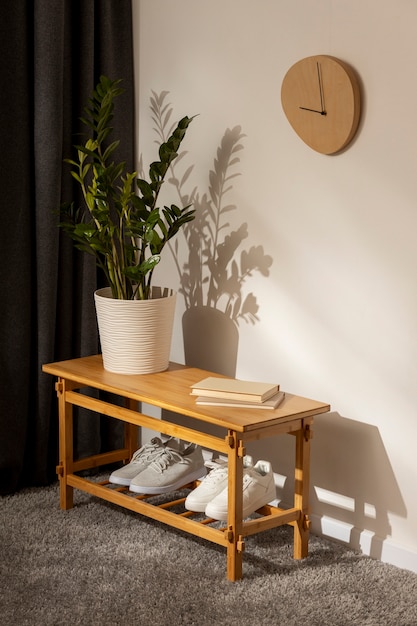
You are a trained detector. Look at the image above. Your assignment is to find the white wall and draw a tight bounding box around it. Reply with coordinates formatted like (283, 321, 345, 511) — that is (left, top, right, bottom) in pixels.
(133, 0, 417, 572)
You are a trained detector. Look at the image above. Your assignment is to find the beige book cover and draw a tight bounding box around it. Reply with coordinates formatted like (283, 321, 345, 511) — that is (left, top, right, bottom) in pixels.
(190, 376, 279, 403)
(195, 391, 285, 410)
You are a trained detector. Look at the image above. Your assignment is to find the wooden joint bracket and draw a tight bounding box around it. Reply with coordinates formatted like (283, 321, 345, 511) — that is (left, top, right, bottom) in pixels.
(224, 528, 245, 551)
(304, 424, 313, 442)
(226, 435, 235, 449)
(237, 441, 246, 458)
(237, 535, 245, 553)
(303, 514, 311, 531)
(55, 381, 63, 395)
(56, 464, 64, 477)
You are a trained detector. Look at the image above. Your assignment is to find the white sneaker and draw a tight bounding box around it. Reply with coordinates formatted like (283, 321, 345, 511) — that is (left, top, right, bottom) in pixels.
(109, 437, 184, 486)
(129, 442, 206, 494)
(185, 456, 253, 513)
(205, 460, 276, 521)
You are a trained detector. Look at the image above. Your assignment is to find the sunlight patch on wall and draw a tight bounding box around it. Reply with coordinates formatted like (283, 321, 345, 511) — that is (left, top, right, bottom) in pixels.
(314, 486, 355, 512)
(364, 503, 377, 520)
(314, 488, 378, 520)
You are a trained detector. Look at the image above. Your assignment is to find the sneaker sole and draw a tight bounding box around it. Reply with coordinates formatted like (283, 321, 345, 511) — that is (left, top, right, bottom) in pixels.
(109, 475, 136, 487)
(129, 466, 207, 495)
(205, 484, 276, 521)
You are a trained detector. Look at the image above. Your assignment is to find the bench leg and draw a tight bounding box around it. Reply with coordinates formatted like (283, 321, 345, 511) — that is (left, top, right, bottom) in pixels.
(293, 420, 313, 559)
(226, 432, 245, 581)
(56, 378, 74, 510)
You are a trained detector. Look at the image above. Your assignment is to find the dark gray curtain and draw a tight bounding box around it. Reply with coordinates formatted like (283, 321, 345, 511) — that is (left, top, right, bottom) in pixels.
(0, 1, 135, 494)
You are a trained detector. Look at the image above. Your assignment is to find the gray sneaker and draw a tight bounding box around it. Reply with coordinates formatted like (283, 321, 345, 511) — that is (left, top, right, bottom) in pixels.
(109, 437, 170, 486)
(129, 442, 206, 494)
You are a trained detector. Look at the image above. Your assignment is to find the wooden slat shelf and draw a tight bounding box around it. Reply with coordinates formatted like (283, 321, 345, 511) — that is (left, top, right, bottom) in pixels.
(67, 473, 230, 548)
(67, 472, 302, 549)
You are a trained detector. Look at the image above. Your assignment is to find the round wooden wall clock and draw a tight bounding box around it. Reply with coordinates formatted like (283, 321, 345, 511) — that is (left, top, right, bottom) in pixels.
(281, 55, 361, 155)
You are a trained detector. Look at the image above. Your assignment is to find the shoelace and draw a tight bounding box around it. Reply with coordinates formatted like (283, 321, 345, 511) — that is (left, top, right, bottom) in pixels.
(243, 473, 253, 487)
(204, 459, 227, 471)
(131, 440, 161, 464)
(148, 448, 184, 473)
(202, 457, 255, 486)
(203, 466, 228, 485)
(243, 466, 268, 487)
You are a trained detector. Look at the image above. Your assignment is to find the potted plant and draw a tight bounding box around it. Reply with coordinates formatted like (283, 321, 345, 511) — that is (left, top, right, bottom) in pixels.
(60, 76, 195, 373)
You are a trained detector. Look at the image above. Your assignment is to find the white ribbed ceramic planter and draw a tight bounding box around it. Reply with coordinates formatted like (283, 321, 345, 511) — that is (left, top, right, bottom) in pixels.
(94, 287, 177, 374)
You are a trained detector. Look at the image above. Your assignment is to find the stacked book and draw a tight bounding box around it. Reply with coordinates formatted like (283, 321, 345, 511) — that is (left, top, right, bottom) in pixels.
(190, 376, 285, 410)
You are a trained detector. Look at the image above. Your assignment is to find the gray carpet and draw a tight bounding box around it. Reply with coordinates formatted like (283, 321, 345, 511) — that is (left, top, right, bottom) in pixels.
(1, 479, 417, 626)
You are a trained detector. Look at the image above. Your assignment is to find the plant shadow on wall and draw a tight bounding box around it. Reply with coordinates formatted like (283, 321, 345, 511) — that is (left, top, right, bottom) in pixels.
(141, 92, 273, 377)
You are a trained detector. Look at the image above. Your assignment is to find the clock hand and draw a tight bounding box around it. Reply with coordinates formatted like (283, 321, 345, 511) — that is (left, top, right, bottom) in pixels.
(317, 62, 325, 114)
(299, 106, 326, 115)
(299, 62, 327, 115)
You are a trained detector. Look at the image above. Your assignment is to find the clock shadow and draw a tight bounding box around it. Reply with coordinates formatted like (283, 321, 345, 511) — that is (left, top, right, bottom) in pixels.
(333, 61, 366, 155)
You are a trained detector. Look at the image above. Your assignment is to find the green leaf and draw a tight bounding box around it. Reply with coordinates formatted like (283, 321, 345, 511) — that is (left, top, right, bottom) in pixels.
(70, 171, 83, 185)
(60, 77, 196, 299)
(102, 140, 120, 162)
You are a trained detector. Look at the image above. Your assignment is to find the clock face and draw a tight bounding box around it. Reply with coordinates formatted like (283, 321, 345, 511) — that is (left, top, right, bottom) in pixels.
(281, 55, 361, 154)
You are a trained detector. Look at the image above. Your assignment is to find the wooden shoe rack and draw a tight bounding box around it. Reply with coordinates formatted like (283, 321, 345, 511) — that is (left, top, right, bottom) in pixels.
(43, 354, 330, 581)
